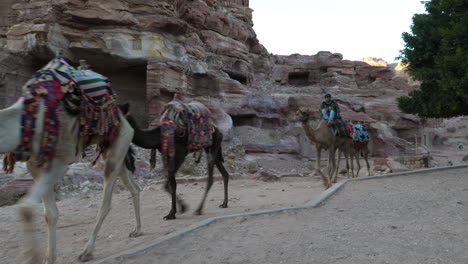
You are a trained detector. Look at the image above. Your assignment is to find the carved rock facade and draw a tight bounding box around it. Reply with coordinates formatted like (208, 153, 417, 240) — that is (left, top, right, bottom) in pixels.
(0, 0, 423, 160)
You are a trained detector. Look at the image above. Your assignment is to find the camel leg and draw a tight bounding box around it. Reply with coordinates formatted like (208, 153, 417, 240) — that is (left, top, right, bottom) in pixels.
(333, 149, 341, 183)
(194, 150, 215, 215)
(79, 175, 116, 262)
(326, 149, 335, 188)
(79, 118, 133, 261)
(345, 151, 352, 178)
(216, 160, 229, 208)
(163, 170, 178, 220)
(364, 148, 371, 176)
(349, 152, 355, 178)
(163, 156, 187, 220)
(118, 168, 143, 237)
(315, 146, 328, 187)
(42, 188, 59, 264)
(354, 150, 361, 178)
(19, 160, 68, 264)
(214, 132, 229, 209)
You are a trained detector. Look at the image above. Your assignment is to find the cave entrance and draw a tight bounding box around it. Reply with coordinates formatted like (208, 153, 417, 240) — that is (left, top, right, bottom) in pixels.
(224, 70, 247, 85)
(288, 72, 310, 86)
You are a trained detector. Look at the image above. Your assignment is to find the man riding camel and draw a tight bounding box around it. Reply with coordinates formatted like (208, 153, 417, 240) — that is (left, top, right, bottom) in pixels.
(320, 93, 341, 125)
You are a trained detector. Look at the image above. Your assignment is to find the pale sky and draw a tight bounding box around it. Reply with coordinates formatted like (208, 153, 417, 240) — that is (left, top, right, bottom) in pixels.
(250, 0, 427, 63)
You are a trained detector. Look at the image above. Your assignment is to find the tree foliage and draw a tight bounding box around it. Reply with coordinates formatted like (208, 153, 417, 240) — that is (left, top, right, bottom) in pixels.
(397, 0, 468, 118)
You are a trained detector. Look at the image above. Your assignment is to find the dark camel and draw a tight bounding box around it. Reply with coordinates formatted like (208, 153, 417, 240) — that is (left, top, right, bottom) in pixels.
(119, 103, 230, 220)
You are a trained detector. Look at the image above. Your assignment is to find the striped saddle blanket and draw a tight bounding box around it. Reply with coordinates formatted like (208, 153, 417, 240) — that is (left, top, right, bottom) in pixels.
(67, 69, 111, 101)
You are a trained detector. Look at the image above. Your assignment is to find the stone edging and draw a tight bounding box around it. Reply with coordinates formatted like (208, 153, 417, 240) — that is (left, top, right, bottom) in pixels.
(93, 164, 468, 264)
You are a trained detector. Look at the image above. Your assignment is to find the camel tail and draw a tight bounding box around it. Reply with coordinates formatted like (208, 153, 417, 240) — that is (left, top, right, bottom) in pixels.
(150, 149, 157, 171)
(125, 145, 136, 173)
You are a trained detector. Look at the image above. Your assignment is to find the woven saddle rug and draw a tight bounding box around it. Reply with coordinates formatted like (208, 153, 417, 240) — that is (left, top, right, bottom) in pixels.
(66, 67, 119, 150)
(3, 58, 119, 172)
(349, 124, 370, 147)
(332, 119, 350, 137)
(159, 100, 214, 166)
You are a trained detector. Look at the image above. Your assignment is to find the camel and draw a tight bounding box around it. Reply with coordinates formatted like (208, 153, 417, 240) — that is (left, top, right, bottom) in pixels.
(296, 109, 371, 184)
(119, 102, 230, 220)
(0, 62, 142, 263)
(349, 140, 371, 177)
(336, 123, 371, 178)
(296, 108, 356, 188)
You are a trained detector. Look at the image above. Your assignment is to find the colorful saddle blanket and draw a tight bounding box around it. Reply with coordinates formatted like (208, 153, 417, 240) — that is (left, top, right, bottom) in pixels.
(7, 57, 120, 171)
(67, 69, 111, 101)
(347, 124, 370, 147)
(351, 124, 369, 142)
(159, 100, 213, 166)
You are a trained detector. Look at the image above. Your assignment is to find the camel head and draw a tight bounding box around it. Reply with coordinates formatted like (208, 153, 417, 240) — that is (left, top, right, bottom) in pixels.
(295, 108, 310, 122)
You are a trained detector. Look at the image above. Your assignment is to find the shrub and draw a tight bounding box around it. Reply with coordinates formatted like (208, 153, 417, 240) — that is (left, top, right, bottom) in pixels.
(247, 162, 257, 170)
(447, 127, 456, 133)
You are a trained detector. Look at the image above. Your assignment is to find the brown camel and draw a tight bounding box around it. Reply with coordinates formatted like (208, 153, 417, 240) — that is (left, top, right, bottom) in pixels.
(349, 141, 371, 177)
(0, 59, 142, 264)
(119, 102, 230, 220)
(295, 108, 356, 188)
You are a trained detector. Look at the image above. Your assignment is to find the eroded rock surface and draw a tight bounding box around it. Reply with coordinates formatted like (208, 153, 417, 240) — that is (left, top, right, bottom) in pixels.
(0, 0, 440, 172)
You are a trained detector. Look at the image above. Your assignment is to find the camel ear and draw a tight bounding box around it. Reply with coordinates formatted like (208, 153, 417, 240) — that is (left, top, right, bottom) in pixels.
(118, 103, 130, 115)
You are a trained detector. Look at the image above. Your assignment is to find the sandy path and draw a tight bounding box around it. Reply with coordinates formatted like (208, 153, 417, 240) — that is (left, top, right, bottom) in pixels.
(100, 167, 468, 264)
(0, 175, 328, 264)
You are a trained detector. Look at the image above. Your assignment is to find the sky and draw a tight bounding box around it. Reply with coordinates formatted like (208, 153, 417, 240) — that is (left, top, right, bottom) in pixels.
(249, 0, 427, 63)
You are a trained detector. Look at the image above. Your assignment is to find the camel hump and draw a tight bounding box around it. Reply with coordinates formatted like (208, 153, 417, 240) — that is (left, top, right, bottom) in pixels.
(188, 101, 212, 118)
(161, 100, 212, 125)
(160, 100, 213, 152)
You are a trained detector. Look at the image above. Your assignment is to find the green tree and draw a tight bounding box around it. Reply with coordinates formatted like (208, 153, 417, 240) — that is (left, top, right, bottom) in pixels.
(397, 0, 468, 118)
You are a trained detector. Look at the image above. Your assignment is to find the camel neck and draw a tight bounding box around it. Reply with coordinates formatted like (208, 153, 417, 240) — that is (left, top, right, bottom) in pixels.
(126, 115, 161, 150)
(301, 121, 318, 144)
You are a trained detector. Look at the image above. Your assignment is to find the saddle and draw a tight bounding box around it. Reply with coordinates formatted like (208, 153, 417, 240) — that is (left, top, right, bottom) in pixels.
(331, 119, 350, 137)
(3, 57, 120, 172)
(159, 100, 214, 165)
(348, 124, 370, 146)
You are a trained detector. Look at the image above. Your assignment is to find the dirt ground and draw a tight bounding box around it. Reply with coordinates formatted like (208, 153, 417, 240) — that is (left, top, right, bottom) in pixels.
(0, 172, 335, 264)
(101, 167, 468, 264)
(1, 117, 467, 264)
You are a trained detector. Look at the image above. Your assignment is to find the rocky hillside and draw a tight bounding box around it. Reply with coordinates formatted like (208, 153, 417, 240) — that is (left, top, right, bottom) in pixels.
(0, 0, 426, 161)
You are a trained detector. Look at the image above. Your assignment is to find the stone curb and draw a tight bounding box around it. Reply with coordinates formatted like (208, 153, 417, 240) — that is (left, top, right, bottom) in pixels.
(93, 164, 468, 264)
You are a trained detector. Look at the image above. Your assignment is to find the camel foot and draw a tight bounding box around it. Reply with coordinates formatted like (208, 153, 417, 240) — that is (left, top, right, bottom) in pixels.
(219, 203, 228, 208)
(163, 214, 176, 220)
(24, 253, 41, 264)
(43, 258, 56, 264)
(42, 252, 56, 264)
(78, 251, 93, 262)
(178, 202, 187, 214)
(194, 209, 202, 215)
(129, 229, 143, 238)
(322, 181, 330, 188)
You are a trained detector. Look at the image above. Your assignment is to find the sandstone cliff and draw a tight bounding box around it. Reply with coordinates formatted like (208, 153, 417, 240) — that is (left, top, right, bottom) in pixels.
(0, 0, 425, 160)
